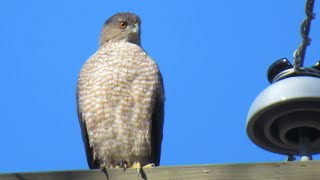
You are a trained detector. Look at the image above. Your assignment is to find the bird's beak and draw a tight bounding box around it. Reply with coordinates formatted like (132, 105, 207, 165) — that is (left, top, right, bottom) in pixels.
(132, 23, 139, 33)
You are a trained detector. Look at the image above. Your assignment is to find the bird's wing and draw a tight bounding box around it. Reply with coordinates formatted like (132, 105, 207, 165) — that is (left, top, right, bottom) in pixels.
(151, 71, 165, 166)
(76, 84, 95, 169)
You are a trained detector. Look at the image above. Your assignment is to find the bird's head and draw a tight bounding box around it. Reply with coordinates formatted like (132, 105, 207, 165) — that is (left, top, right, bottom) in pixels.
(100, 12, 141, 46)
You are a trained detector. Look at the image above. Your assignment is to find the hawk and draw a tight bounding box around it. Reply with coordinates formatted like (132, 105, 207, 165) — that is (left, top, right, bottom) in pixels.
(77, 12, 165, 170)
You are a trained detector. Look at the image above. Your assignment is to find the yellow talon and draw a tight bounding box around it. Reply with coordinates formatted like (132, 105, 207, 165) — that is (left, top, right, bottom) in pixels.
(131, 162, 142, 176)
(131, 162, 141, 169)
(143, 163, 155, 168)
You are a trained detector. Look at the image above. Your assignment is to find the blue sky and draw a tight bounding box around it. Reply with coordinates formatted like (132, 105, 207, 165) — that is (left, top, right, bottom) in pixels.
(1, 0, 320, 173)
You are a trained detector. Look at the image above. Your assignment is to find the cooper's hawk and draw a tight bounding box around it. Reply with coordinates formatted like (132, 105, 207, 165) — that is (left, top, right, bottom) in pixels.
(77, 12, 165, 170)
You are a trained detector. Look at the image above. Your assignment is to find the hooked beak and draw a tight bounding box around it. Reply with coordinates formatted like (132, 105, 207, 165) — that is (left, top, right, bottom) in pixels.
(132, 23, 139, 33)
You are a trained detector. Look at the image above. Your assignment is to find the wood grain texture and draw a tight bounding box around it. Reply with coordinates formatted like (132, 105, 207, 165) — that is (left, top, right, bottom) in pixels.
(1, 161, 320, 180)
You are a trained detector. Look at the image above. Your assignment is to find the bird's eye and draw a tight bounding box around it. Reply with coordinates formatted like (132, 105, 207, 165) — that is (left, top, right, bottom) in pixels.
(119, 21, 128, 29)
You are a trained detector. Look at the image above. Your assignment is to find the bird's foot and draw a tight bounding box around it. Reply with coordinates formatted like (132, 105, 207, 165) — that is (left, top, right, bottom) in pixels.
(131, 162, 141, 169)
(131, 162, 155, 178)
(143, 163, 155, 168)
(131, 162, 142, 176)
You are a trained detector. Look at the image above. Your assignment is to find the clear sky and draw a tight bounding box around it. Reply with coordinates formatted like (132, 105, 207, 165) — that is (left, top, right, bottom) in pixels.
(1, 0, 320, 173)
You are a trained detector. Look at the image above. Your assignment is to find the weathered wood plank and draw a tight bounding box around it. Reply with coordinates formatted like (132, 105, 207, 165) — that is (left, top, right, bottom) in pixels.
(1, 161, 320, 180)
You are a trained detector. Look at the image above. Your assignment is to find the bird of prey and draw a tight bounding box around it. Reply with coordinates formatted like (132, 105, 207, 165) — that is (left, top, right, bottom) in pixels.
(77, 12, 165, 171)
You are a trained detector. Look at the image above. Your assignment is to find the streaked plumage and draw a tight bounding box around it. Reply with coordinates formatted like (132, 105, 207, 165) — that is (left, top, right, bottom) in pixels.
(77, 12, 164, 169)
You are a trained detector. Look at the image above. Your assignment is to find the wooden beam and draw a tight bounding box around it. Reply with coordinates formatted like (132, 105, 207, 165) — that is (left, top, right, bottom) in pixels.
(1, 161, 320, 180)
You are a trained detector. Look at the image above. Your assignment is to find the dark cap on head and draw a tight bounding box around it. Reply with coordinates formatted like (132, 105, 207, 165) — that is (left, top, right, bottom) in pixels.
(105, 12, 141, 25)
